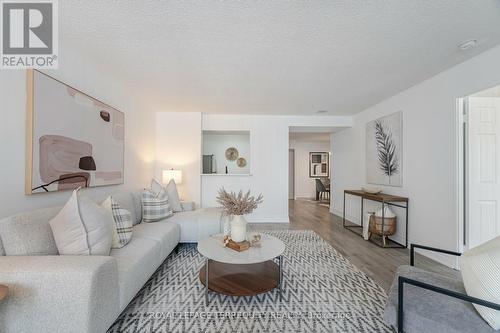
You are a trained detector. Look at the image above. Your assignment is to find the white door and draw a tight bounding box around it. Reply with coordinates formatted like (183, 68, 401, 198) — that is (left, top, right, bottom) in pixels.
(289, 149, 295, 200)
(468, 96, 500, 248)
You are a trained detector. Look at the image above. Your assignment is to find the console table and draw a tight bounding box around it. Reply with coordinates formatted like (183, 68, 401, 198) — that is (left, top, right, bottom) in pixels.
(342, 190, 409, 248)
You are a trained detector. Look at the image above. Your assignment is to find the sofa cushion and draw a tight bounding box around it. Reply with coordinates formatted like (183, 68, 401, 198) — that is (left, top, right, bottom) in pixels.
(166, 180, 182, 212)
(0, 206, 60, 256)
(152, 179, 182, 212)
(142, 189, 172, 222)
(168, 207, 222, 243)
(167, 210, 200, 243)
(180, 201, 195, 212)
(102, 196, 133, 249)
(49, 190, 113, 255)
(133, 221, 180, 258)
(132, 191, 142, 222)
(461, 236, 500, 329)
(384, 265, 494, 333)
(110, 237, 162, 311)
(112, 192, 142, 225)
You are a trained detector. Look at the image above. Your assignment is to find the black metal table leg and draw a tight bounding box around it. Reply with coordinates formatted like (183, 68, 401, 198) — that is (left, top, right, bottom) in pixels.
(205, 258, 209, 305)
(343, 191, 346, 227)
(405, 202, 409, 248)
(360, 197, 364, 227)
(381, 201, 386, 246)
(279, 255, 283, 301)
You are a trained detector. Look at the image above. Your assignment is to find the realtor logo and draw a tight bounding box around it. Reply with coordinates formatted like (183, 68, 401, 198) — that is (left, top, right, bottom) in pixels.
(1, 0, 58, 69)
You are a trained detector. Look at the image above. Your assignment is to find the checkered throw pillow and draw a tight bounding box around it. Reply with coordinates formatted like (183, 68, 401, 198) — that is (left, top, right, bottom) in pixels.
(102, 196, 133, 249)
(141, 188, 173, 222)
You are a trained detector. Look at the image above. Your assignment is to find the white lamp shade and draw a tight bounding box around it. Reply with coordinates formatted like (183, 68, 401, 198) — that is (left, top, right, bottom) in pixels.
(162, 169, 182, 184)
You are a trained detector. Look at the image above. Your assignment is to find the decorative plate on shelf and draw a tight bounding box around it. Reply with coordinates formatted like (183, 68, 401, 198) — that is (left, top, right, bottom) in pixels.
(237, 157, 247, 167)
(225, 147, 239, 161)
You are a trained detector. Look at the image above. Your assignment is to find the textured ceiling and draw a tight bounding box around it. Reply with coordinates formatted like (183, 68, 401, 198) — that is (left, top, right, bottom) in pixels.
(60, 1, 500, 115)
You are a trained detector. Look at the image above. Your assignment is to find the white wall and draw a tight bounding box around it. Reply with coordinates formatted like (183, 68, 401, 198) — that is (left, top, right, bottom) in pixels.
(289, 140, 330, 199)
(203, 132, 250, 174)
(155, 112, 202, 206)
(0, 48, 156, 218)
(201, 114, 351, 222)
(331, 44, 500, 266)
(201, 115, 289, 222)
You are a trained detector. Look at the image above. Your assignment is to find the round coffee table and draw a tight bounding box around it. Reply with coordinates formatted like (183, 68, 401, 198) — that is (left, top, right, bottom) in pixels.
(197, 233, 285, 304)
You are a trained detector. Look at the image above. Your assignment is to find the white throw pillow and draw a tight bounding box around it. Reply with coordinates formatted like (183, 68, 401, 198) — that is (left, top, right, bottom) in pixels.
(151, 178, 163, 194)
(151, 178, 182, 212)
(460, 236, 500, 329)
(142, 188, 173, 222)
(49, 189, 113, 255)
(102, 196, 133, 249)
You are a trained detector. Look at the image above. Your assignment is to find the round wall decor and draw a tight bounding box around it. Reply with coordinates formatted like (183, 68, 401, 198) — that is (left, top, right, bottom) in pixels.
(225, 147, 239, 161)
(237, 157, 247, 168)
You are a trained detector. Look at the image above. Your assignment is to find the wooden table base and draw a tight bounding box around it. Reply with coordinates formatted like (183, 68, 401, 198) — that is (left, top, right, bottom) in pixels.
(0, 285, 8, 301)
(199, 260, 280, 297)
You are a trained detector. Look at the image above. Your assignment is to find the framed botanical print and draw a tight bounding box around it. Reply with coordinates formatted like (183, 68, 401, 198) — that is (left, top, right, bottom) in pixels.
(366, 111, 403, 186)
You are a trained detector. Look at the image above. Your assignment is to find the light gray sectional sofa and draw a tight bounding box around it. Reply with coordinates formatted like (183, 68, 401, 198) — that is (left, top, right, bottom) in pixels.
(0, 191, 222, 333)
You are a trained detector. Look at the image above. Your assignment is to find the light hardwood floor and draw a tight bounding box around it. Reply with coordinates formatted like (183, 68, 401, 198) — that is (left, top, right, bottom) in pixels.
(250, 199, 459, 291)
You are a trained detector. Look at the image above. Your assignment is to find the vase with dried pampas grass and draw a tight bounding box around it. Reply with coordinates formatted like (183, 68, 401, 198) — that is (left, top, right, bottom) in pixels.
(216, 188, 263, 242)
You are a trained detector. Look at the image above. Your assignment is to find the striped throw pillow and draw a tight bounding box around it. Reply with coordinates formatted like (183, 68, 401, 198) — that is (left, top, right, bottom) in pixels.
(102, 196, 133, 249)
(141, 189, 173, 222)
(461, 235, 500, 329)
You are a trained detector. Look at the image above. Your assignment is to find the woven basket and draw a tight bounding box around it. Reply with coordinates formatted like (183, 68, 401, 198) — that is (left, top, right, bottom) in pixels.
(369, 214, 396, 236)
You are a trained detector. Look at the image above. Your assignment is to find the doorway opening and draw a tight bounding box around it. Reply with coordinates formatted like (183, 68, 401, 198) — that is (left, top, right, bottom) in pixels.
(288, 128, 332, 207)
(458, 84, 500, 251)
(289, 149, 295, 200)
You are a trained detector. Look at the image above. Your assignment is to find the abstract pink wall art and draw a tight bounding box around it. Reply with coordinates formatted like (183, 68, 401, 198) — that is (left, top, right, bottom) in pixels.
(27, 70, 124, 194)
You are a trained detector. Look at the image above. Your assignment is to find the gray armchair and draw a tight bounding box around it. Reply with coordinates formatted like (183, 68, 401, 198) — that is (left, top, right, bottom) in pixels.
(384, 244, 500, 333)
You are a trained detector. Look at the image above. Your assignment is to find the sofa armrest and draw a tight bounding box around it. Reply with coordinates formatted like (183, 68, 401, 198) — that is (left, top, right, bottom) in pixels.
(410, 243, 461, 266)
(397, 276, 500, 333)
(180, 201, 196, 211)
(0, 255, 119, 333)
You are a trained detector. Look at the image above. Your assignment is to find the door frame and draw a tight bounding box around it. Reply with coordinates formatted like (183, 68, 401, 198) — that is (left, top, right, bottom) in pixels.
(458, 95, 500, 251)
(289, 149, 295, 200)
(456, 88, 500, 264)
(455, 97, 467, 254)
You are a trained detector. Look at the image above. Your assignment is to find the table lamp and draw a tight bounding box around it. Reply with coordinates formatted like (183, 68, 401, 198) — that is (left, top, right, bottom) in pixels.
(162, 169, 182, 185)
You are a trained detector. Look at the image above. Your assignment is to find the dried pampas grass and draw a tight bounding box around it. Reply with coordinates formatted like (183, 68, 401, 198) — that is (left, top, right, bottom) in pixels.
(216, 188, 263, 216)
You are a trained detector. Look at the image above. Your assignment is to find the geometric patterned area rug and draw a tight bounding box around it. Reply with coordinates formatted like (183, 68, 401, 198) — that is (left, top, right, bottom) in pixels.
(108, 230, 394, 333)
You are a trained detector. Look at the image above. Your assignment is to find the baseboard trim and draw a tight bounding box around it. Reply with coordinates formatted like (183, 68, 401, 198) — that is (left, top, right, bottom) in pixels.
(294, 196, 316, 200)
(246, 216, 290, 223)
(331, 208, 360, 225)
